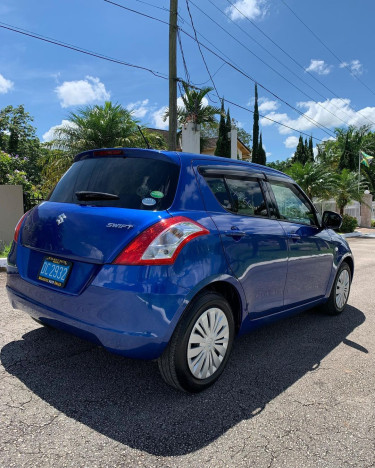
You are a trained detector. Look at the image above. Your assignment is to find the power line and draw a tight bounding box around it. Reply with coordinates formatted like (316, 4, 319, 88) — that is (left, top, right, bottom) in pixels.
(184, 0, 220, 100)
(104, 0, 169, 25)
(0, 19, 329, 141)
(177, 28, 191, 84)
(223, 0, 375, 127)
(180, 80, 325, 142)
(188, 0, 340, 136)
(0, 22, 168, 79)
(281, 0, 375, 98)
(102, 0, 352, 137)
(204, 0, 357, 129)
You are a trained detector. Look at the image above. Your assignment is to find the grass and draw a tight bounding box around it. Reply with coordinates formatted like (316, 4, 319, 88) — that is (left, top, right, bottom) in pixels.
(0, 242, 11, 257)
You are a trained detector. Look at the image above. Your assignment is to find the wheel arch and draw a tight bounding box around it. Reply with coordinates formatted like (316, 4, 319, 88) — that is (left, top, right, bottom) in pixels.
(185, 279, 245, 334)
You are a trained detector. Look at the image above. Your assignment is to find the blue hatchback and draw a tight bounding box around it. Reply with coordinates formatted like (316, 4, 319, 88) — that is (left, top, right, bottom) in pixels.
(6, 148, 354, 392)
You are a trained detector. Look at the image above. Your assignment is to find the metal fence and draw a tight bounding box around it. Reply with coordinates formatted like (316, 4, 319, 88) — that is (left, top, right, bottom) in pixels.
(23, 195, 44, 212)
(314, 199, 362, 224)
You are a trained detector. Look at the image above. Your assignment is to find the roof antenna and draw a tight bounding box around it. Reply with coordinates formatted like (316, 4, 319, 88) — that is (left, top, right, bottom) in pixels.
(137, 125, 152, 149)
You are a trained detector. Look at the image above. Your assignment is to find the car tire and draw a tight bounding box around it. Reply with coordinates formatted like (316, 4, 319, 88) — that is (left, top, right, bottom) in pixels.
(158, 291, 235, 393)
(320, 262, 351, 315)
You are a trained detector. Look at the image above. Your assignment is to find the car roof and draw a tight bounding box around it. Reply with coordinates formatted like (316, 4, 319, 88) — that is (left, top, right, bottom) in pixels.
(163, 150, 291, 180)
(74, 148, 291, 180)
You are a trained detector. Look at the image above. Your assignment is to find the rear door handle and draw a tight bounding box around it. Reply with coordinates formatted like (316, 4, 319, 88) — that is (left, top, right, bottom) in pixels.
(224, 230, 247, 238)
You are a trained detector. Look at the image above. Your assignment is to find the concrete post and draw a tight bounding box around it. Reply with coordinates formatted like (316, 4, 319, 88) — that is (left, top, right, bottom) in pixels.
(0, 185, 24, 245)
(360, 192, 373, 228)
(181, 122, 200, 154)
(230, 126, 237, 160)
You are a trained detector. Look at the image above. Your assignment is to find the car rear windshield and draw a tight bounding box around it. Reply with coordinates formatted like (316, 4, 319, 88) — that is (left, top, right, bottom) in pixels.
(48, 156, 180, 210)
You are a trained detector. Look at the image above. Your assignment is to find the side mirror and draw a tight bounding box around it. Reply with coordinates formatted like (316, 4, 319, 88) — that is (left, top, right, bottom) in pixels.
(322, 211, 342, 231)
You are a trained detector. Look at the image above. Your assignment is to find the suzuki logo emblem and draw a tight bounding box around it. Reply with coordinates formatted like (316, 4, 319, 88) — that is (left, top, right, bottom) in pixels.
(56, 213, 67, 225)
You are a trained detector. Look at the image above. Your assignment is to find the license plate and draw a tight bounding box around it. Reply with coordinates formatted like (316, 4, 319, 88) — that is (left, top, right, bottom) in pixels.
(38, 257, 72, 288)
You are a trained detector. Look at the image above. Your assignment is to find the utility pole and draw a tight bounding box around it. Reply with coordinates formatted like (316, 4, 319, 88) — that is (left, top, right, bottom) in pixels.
(168, 0, 178, 151)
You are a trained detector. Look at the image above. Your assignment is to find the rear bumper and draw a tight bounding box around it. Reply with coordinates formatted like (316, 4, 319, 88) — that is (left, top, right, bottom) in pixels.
(6, 268, 190, 359)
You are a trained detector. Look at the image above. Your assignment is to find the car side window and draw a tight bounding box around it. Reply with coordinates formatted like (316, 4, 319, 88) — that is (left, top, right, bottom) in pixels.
(205, 175, 268, 217)
(205, 177, 233, 211)
(225, 177, 268, 217)
(269, 181, 317, 226)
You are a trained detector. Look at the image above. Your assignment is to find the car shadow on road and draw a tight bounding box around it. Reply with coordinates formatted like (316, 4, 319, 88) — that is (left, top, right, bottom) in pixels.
(1, 305, 365, 456)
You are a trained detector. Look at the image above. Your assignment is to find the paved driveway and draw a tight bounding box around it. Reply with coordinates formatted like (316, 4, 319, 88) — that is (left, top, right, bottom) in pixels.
(1, 238, 374, 468)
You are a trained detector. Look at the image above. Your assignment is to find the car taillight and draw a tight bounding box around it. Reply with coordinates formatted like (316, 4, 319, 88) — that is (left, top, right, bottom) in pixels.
(113, 216, 210, 265)
(14, 212, 28, 243)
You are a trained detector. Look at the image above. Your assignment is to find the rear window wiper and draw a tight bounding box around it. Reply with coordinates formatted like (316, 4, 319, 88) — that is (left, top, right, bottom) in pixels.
(75, 191, 120, 201)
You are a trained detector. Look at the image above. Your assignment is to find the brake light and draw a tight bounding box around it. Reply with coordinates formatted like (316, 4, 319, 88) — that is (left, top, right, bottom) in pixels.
(94, 149, 124, 156)
(14, 212, 28, 243)
(113, 216, 210, 265)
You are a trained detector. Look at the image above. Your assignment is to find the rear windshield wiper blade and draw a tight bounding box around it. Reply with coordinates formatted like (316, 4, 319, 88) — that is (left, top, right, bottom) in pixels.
(75, 191, 120, 201)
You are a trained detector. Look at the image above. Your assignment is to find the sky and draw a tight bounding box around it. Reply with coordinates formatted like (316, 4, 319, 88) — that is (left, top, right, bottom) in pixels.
(1, 0, 375, 162)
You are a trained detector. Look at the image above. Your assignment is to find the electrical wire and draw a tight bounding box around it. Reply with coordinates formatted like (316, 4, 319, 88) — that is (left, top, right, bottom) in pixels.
(188, 0, 339, 136)
(177, 28, 191, 84)
(224, 0, 375, 127)
(0, 19, 332, 141)
(203, 0, 357, 129)
(184, 0, 220, 100)
(179, 79, 325, 142)
(102, 0, 356, 137)
(0, 22, 168, 80)
(281, 0, 375, 98)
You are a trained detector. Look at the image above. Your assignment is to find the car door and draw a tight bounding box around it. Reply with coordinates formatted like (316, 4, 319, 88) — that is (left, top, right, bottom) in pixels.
(195, 163, 289, 317)
(266, 177, 335, 307)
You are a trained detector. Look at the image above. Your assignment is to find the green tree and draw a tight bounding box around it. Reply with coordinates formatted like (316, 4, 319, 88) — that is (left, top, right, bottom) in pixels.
(165, 81, 220, 127)
(258, 132, 267, 166)
(308, 136, 314, 162)
(285, 162, 337, 200)
(252, 84, 260, 163)
(0, 105, 36, 155)
(236, 126, 252, 148)
(50, 101, 166, 155)
(293, 135, 307, 164)
(334, 169, 366, 215)
(267, 158, 292, 172)
(215, 101, 230, 158)
(45, 101, 166, 188)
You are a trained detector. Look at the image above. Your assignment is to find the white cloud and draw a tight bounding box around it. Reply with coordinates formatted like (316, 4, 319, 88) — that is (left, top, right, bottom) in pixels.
(225, 0, 267, 21)
(55, 76, 110, 108)
(259, 98, 279, 113)
(305, 59, 332, 75)
(340, 59, 363, 76)
(260, 97, 375, 135)
(0, 73, 14, 94)
(126, 99, 151, 118)
(42, 120, 77, 142)
(284, 136, 299, 148)
(152, 106, 168, 130)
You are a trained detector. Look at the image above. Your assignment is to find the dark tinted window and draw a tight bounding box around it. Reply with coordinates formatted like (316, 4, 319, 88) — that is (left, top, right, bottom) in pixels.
(225, 178, 268, 217)
(206, 177, 233, 211)
(48, 157, 180, 210)
(205, 175, 268, 217)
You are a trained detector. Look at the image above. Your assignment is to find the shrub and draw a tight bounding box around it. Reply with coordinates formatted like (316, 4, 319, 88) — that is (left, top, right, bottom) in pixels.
(371, 220, 375, 228)
(0, 242, 11, 257)
(340, 214, 358, 233)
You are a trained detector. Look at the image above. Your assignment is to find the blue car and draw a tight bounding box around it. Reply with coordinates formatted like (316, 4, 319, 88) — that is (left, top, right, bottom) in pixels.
(6, 148, 353, 392)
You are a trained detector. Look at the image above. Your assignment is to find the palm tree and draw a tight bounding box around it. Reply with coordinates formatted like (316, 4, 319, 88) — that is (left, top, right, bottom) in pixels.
(334, 169, 366, 215)
(164, 82, 220, 126)
(51, 101, 165, 154)
(43, 101, 166, 192)
(285, 162, 336, 200)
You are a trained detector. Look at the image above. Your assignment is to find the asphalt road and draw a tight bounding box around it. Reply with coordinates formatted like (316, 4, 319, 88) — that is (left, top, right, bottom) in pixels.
(1, 238, 374, 468)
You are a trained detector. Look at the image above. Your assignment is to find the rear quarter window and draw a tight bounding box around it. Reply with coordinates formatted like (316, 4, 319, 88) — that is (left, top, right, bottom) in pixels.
(48, 157, 180, 211)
